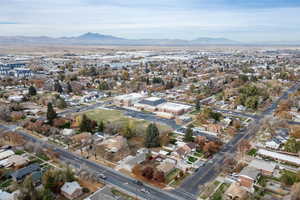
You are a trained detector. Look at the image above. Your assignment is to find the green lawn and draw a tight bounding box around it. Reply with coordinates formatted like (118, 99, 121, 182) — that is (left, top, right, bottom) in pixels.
(165, 168, 180, 183)
(188, 156, 198, 163)
(247, 148, 257, 156)
(36, 152, 50, 161)
(85, 108, 171, 133)
(193, 152, 203, 157)
(210, 183, 230, 200)
(14, 149, 25, 155)
(0, 179, 12, 189)
(111, 188, 135, 200)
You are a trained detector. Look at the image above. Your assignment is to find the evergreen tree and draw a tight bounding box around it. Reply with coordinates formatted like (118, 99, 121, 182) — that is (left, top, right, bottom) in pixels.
(195, 100, 201, 111)
(97, 121, 105, 132)
(79, 114, 92, 132)
(28, 85, 37, 96)
(145, 123, 160, 148)
(54, 81, 63, 93)
(123, 124, 135, 139)
(66, 82, 72, 93)
(46, 103, 57, 124)
(184, 125, 194, 142)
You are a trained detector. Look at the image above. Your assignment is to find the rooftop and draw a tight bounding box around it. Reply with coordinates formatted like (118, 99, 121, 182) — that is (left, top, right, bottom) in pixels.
(239, 166, 260, 180)
(257, 149, 300, 166)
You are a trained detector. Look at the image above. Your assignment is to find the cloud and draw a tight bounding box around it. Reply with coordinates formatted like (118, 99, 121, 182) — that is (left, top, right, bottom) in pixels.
(0, 0, 300, 41)
(0, 21, 17, 24)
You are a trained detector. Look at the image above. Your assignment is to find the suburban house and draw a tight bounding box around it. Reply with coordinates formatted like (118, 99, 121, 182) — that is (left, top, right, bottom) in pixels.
(0, 189, 16, 200)
(117, 148, 149, 172)
(238, 166, 260, 190)
(10, 163, 41, 182)
(156, 160, 176, 176)
(174, 145, 192, 158)
(61, 181, 83, 200)
(0, 155, 28, 168)
(0, 150, 15, 160)
(224, 182, 248, 200)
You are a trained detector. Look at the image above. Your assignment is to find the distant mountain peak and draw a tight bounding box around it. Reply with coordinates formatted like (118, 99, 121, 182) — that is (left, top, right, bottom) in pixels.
(77, 32, 123, 40)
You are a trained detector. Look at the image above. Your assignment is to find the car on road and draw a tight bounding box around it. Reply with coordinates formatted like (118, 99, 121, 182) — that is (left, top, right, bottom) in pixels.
(141, 188, 150, 194)
(97, 173, 107, 180)
(134, 180, 143, 186)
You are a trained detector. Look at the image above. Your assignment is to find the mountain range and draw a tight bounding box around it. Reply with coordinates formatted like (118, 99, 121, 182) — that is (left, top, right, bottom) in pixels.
(1, 32, 300, 46)
(0, 32, 241, 46)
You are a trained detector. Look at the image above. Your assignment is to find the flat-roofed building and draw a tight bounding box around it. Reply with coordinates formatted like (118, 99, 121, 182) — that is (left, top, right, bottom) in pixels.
(0, 150, 15, 160)
(157, 102, 192, 115)
(248, 159, 276, 176)
(134, 97, 166, 112)
(238, 166, 260, 189)
(113, 93, 145, 107)
(257, 149, 300, 166)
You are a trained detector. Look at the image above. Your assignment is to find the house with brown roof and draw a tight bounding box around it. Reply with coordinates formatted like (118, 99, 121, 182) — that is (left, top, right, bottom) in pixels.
(156, 161, 176, 176)
(71, 132, 92, 144)
(175, 145, 192, 158)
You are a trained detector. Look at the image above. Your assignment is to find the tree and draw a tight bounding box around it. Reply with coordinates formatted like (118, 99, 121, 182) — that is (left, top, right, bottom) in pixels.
(153, 171, 165, 182)
(0, 106, 12, 122)
(145, 123, 160, 148)
(42, 169, 65, 193)
(184, 125, 194, 142)
(54, 81, 63, 93)
(39, 189, 54, 200)
(97, 121, 105, 132)
(195, 99, 201, 111)
(28, 85, 37, 96)
(79, 114, 93, 132)
(66, 82, 73, 93)
(17, 175, 39, 200)
(46, 103, 57, 124)
(142, 166, 154, 179)
(65, 166, 75, 182)
(123, 124, 135, 139)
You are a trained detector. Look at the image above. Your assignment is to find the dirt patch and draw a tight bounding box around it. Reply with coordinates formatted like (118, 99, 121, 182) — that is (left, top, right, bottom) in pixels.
(78, 179, 104, 192)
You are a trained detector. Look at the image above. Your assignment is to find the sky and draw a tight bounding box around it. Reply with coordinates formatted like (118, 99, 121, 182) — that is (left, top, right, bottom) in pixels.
(1, 0, 300, 42)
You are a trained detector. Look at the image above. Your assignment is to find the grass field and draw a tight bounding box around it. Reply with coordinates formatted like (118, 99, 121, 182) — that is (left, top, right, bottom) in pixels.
(85, 108, 171, 134)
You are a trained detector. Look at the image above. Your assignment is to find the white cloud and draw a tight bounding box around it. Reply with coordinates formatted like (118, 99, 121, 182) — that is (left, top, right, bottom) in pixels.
(0, 0, 300, 41)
